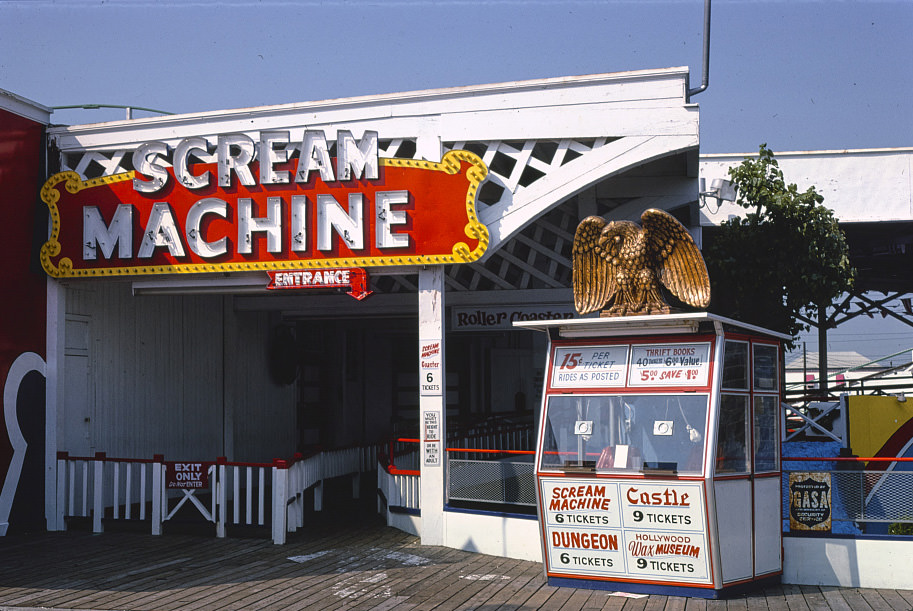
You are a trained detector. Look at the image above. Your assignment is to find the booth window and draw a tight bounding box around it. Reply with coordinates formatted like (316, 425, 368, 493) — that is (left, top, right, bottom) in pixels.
(721, 340, 749, 390)
(753, 394, 779, 472)
(716, 394, 749, 473)
(540, 394, 707, 475)
(753, 343, 779, 391)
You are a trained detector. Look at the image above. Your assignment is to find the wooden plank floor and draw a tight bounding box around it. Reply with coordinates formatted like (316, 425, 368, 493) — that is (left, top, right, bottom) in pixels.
(1, 511, 912, 611)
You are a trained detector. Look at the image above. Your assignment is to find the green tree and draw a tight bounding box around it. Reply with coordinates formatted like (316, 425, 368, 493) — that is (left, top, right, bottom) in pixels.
(704, 145, 855, 348)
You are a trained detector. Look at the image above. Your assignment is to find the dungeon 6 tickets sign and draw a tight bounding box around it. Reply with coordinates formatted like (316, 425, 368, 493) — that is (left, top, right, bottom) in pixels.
(539, 478, 711, 584)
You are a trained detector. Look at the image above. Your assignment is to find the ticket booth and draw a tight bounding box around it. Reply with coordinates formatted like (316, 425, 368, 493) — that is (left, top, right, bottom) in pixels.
(515, 313, 786, 598)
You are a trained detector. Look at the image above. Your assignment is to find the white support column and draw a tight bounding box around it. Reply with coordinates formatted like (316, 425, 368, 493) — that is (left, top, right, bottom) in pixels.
(55, 454, 66, 531)
(272, 461, 288, 545)
(92, 454, 104, 533)
(45, 278, 65, 531)
(152, 456, 164, 536)
(418, 266, 446, 546)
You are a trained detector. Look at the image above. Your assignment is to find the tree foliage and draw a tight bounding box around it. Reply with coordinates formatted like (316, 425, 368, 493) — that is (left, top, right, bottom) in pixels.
(704, 145, 855, 347)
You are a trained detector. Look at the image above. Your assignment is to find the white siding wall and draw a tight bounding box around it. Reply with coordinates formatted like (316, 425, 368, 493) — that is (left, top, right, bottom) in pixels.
(61, 281, 296, 462)
(224, 306, 298, 462)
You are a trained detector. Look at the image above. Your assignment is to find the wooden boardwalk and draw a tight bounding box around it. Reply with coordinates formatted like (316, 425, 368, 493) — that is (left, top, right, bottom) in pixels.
(1, 511, 911, 611)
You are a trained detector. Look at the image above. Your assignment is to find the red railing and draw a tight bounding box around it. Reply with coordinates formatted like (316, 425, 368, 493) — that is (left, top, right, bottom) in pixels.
(783, 456, 913, 462)
(383, 437, 536, 477)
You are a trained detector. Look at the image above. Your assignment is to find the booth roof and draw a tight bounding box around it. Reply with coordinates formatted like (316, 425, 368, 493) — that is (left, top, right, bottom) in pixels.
(513, 311, 791, 340)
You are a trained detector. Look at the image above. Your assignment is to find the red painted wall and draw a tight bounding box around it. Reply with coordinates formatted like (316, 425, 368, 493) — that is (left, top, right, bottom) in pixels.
(0, 106, 47, 532)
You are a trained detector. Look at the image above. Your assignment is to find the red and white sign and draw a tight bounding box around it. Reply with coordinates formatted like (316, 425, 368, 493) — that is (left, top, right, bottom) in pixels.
(166, 462, 211, 489)
(39, 132, 488, 279)
(266, 267, 371, 300)
(420, 340, 442, 397)
(627, 343, 711, 388)
(550, 345, 628, 389)
(619, 482, 710, 583)
(539, 477, 711, 584)
(540, 478, 626, 577)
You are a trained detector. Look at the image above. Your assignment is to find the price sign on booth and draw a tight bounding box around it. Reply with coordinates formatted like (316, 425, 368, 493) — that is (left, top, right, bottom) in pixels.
(551, 345, 628, 389)
(628, 343, 710, 388)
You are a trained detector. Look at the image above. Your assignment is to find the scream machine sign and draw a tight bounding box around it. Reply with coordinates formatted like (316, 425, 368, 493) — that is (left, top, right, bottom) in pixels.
(39, 130, 489, 278)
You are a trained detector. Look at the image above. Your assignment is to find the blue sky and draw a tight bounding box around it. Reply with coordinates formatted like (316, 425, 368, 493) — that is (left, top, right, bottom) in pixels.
(2, 0, 912, 359)
(2, 0, 910, 153)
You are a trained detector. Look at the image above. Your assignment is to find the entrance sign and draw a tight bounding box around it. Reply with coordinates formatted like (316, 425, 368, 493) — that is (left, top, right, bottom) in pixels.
(266, 267, 372, 300)
(39, 133, 489, 278)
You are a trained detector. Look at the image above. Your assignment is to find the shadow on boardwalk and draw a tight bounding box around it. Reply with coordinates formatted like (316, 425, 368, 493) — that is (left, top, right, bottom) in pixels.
(1, 506, 911, 611)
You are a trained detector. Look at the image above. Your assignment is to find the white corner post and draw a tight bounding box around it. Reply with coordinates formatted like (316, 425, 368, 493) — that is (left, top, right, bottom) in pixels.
(45, 277, 65, 531)
(418, 266, 446, 546)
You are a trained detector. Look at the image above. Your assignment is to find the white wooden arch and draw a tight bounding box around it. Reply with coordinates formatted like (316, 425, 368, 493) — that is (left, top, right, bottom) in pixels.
(47, 67, 700, 293)
(476, 134, 699, 259)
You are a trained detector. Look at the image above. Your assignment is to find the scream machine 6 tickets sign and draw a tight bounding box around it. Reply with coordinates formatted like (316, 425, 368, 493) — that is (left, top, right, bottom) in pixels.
(39, 130, 489, 278)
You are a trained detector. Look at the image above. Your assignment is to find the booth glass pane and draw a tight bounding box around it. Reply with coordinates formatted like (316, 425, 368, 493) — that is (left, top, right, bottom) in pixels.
(539, 394, 707, 475)
(716, 394, 749, 474)
(754, 395, 779, 472)
(753, 344, 779, 391)
(722, 341, 749, 390)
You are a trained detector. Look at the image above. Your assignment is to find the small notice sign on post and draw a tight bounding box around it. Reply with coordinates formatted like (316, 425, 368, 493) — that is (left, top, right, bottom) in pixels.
(424, 441, 441, 467)
(789, 472, 832, 531)
(166, 462, 211, 489)
(423, 411, 442, 467)
(420, 340, 443, 396)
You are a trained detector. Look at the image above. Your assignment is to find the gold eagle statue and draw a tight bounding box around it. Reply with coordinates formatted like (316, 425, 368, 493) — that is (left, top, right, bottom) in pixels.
(572, 209, 710, 316)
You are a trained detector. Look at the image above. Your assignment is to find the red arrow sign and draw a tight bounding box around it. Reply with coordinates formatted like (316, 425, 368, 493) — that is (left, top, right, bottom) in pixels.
(266, 267, 372, 301)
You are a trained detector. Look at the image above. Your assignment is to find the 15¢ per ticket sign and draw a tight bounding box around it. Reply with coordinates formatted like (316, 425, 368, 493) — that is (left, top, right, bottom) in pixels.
(550, 345, 629, 389)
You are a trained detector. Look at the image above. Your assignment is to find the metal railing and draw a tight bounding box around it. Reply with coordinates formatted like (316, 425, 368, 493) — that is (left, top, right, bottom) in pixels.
(380, 441, 913, 535)
(783, 456, 913, 531)
(377, 422, 537, 514)
(56, 446, 379, 544)
(782, 399, 846, 443)
(448, 457, 535, 507)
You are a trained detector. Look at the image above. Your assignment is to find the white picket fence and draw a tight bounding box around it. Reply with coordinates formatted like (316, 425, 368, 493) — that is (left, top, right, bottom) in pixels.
(377, 449, 421, 513)
(55, 446, 379, 545)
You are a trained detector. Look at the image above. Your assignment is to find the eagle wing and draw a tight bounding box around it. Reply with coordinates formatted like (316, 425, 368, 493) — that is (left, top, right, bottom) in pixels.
(572, 216, 616, 314)
(573, 216, 641, 314)
(641, 209, 711, 308)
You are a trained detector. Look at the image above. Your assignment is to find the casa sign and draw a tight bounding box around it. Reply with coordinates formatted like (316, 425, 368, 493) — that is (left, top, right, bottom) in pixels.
(39, 130, 489, 278)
